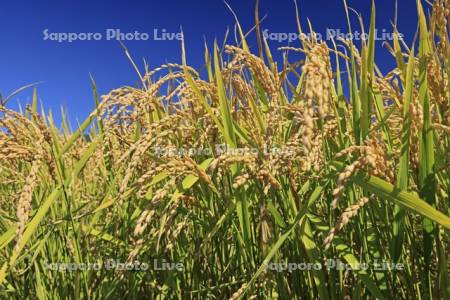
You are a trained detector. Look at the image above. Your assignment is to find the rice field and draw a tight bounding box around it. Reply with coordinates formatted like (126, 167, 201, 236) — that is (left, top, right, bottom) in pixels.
(1, 0, 450, 299)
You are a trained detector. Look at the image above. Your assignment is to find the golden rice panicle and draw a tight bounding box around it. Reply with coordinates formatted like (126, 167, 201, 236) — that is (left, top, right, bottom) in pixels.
(230, 73, 257, 105)
(143, 62, 199, 81)
(324, 197, 370, 250)
(118, 119, 176, 198)
(159, 198, 181, 245)
(364, 136, 395, 183)
(434, 123, 450, 134)
(15, 159, 40, 247)
(209, 154, 258, 174)
(300, 102, 314, 167)
(256, 169, 281, 193)
(134, 209, 155, 236)
(126, 239, 144, 265)
(232, 173, 250, 189)
(296, 42, 332, 171)
(302, 42, 333, 120)
(166, 219, 188, 251)
(183, 156, 212, 185)
(432, 0, 448, 40)
(0, 138, 34, 161)
(229, 282, 247, 300)
(332, 136, 394, 208)
(332, 160, 362, 209)
(427, 57, 448, 112)
(225, 45, 279, 101)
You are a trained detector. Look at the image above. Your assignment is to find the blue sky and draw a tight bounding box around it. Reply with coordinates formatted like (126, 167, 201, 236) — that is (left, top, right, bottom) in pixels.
(0, 0, 420, 126)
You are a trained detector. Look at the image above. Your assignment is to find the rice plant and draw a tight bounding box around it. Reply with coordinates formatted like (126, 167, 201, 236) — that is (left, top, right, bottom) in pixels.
(1, 0, 449, 298)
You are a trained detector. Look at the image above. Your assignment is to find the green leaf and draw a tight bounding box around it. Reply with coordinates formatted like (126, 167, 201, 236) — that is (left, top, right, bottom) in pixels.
(332, 162, 450, 229)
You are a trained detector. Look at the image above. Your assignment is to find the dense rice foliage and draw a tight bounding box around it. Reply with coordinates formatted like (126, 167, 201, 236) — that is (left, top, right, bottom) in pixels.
(1, 0, 450, 299)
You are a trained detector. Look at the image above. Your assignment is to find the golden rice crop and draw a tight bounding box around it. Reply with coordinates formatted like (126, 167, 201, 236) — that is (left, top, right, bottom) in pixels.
(0, 0, 450, 298)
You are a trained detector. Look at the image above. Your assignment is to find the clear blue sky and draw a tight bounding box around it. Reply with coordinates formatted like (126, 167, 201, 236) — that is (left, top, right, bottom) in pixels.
(0, 0, 419, 126)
